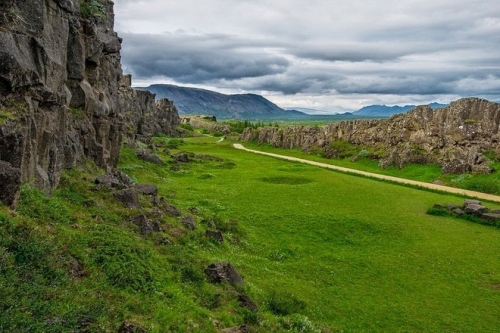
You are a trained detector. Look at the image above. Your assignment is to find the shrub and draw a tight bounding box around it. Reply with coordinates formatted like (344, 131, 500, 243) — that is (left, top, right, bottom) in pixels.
(464, 179, 499, 194)
(179, 123, 194, 131)
(268, 290, 306, 316)
(323, 140, 358, 159)
(79, 0, 106, 18)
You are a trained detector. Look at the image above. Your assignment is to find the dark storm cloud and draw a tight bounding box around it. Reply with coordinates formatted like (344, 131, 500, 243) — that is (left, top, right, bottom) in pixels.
(121, 32, 289, 83)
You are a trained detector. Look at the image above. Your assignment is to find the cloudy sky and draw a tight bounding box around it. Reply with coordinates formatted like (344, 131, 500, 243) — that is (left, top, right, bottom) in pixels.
(113, 0, 500, 113)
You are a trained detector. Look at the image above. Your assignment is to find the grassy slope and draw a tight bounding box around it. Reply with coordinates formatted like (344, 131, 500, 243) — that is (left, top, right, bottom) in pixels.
(1, 136, 500, 332)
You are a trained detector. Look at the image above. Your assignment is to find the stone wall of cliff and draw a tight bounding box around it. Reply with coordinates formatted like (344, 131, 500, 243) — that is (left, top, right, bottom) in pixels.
(0, 0, 179, 206)
(241, 98, 500, 173)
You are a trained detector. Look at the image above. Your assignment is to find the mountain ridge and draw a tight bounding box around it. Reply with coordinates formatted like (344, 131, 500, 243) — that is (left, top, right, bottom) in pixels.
(354, 102, 448, 116)
(139, 84, 308, 120)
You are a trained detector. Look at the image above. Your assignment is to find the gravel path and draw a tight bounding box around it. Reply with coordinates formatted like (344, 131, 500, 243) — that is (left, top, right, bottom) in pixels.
(233, 143, 500, 203)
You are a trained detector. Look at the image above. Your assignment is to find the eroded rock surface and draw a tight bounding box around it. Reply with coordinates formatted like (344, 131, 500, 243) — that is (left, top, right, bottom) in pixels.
(0, 0, 180, 206)
(242, 98, 500, 173)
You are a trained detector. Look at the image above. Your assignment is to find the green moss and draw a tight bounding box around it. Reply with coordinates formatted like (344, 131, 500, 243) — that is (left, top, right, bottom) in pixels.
(464, 118, 483, 124)
(79, 0, 107, 18)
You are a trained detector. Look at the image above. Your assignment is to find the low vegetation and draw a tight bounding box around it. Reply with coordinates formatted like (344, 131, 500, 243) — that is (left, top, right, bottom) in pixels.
(2, 135, 500, 332)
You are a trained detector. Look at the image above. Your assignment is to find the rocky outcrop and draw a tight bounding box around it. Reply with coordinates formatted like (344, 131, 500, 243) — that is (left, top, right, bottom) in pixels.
(242, 98, 500, 173)
(0, 0, 180, 201)
(119, 74, 180, 141)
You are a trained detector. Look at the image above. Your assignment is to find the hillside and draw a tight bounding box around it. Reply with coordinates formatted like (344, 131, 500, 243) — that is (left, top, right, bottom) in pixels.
(242, 97, 500, 174)
(139, 84, 308, 120)
(353, 102, 448, 117)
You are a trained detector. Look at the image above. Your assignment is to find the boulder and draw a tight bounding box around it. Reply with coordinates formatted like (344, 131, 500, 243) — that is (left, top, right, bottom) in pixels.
(238, 294, 258, 312)
(166, 205, 181, 217)
(205, 262, 243, 285)
(220, 325, 249, 333)
(118, 321, 147, 333)
(464, 199, 482, 206)
(206, 230, 224, 243)
(133, 184, 158, 196)
(95, 170, 133, 190)
(172, 152, 189, 163)
(481, 213, 500, 225)
(136, 150, 164, 165)
(0, 161, 21, 208)
(130, 214, 161, 235)
(181, 216, 196, 231)
(113, 189, 141, 209)
(464, 204, 489, 216)
(442, 159, 471, 174)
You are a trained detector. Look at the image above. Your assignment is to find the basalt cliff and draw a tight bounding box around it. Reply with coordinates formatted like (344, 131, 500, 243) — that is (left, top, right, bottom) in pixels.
(0, 0, 180, 206)
(242, 98, 500, 174)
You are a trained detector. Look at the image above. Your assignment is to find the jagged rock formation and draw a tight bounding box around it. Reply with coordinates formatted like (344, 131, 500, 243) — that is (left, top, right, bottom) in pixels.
(241, 98, 500, 173)
(119, 75, 180, 141)
(0, 0, 179, 201)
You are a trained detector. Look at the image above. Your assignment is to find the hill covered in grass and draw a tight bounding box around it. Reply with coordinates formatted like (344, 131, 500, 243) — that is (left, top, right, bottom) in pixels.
(3, 136, 500, 332)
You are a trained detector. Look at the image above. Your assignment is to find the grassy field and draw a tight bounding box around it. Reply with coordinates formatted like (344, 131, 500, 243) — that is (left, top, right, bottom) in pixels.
(146, 137, 500, 331)
(2, 135, 500, 332)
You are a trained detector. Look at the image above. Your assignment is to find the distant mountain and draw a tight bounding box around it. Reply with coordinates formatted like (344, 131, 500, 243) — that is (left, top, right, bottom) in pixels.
(353, 103, 448, 117)
(138, 84, 308, 120)
(284, 107, 337, 115)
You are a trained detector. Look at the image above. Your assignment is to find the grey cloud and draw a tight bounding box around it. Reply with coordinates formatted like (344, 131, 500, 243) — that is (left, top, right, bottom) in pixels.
(121, 32, 289, 83)
(114, 0, 500, 107)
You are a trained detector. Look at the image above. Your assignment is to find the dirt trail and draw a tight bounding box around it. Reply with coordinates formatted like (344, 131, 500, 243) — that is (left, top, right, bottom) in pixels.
(233, 143, 500, 203)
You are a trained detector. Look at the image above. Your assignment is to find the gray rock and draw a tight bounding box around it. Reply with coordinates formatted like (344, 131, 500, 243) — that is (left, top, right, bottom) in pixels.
(205, 262, 243, 285)
(481, 213, 500, 225)
(130, 214, 161, 235)
(181, 216, 196, 231)
(136, 150, 164, 165)
(0, 161, 21, 208)
(238, 294, 258, 312)
(133, 184, 158, 196)
(172, 152, 189, 163)
(95, 170, 133, 190)
(464, 199, 482, 206)
(220, 326, 249, 333)
(113, 189, 141, 209)
(118, 321, 147, 333)
(464, 204, 489, 216)
(206, 230, 224, 243)
(453, 208, 465, 215)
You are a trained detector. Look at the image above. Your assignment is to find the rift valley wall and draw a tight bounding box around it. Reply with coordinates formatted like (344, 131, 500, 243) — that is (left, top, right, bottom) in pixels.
(0, 0, 179, 205)
(242, 98, 500, 173)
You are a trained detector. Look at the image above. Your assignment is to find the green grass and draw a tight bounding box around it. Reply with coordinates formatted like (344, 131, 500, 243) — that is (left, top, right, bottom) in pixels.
(2, 136, 500, 331)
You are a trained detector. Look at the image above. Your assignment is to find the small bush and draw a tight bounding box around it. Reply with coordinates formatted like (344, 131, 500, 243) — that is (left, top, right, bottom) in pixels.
(179, 123, 194, 131)
(464, 179, 499, 194)
(166, 139, 183, 149)
(268, 290, 306, 316)
(426, 206, 452, 217)
(79, 0, 106, 17)
(323, 140, 358, 159)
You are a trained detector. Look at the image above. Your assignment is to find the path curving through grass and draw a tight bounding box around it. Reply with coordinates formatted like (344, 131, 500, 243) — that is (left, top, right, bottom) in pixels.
(233, 143, 500, 203)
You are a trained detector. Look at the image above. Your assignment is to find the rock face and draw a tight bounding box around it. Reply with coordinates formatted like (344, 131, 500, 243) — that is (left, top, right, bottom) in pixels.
(241, 98, 500, 173)
(0, 0, 180, 199)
